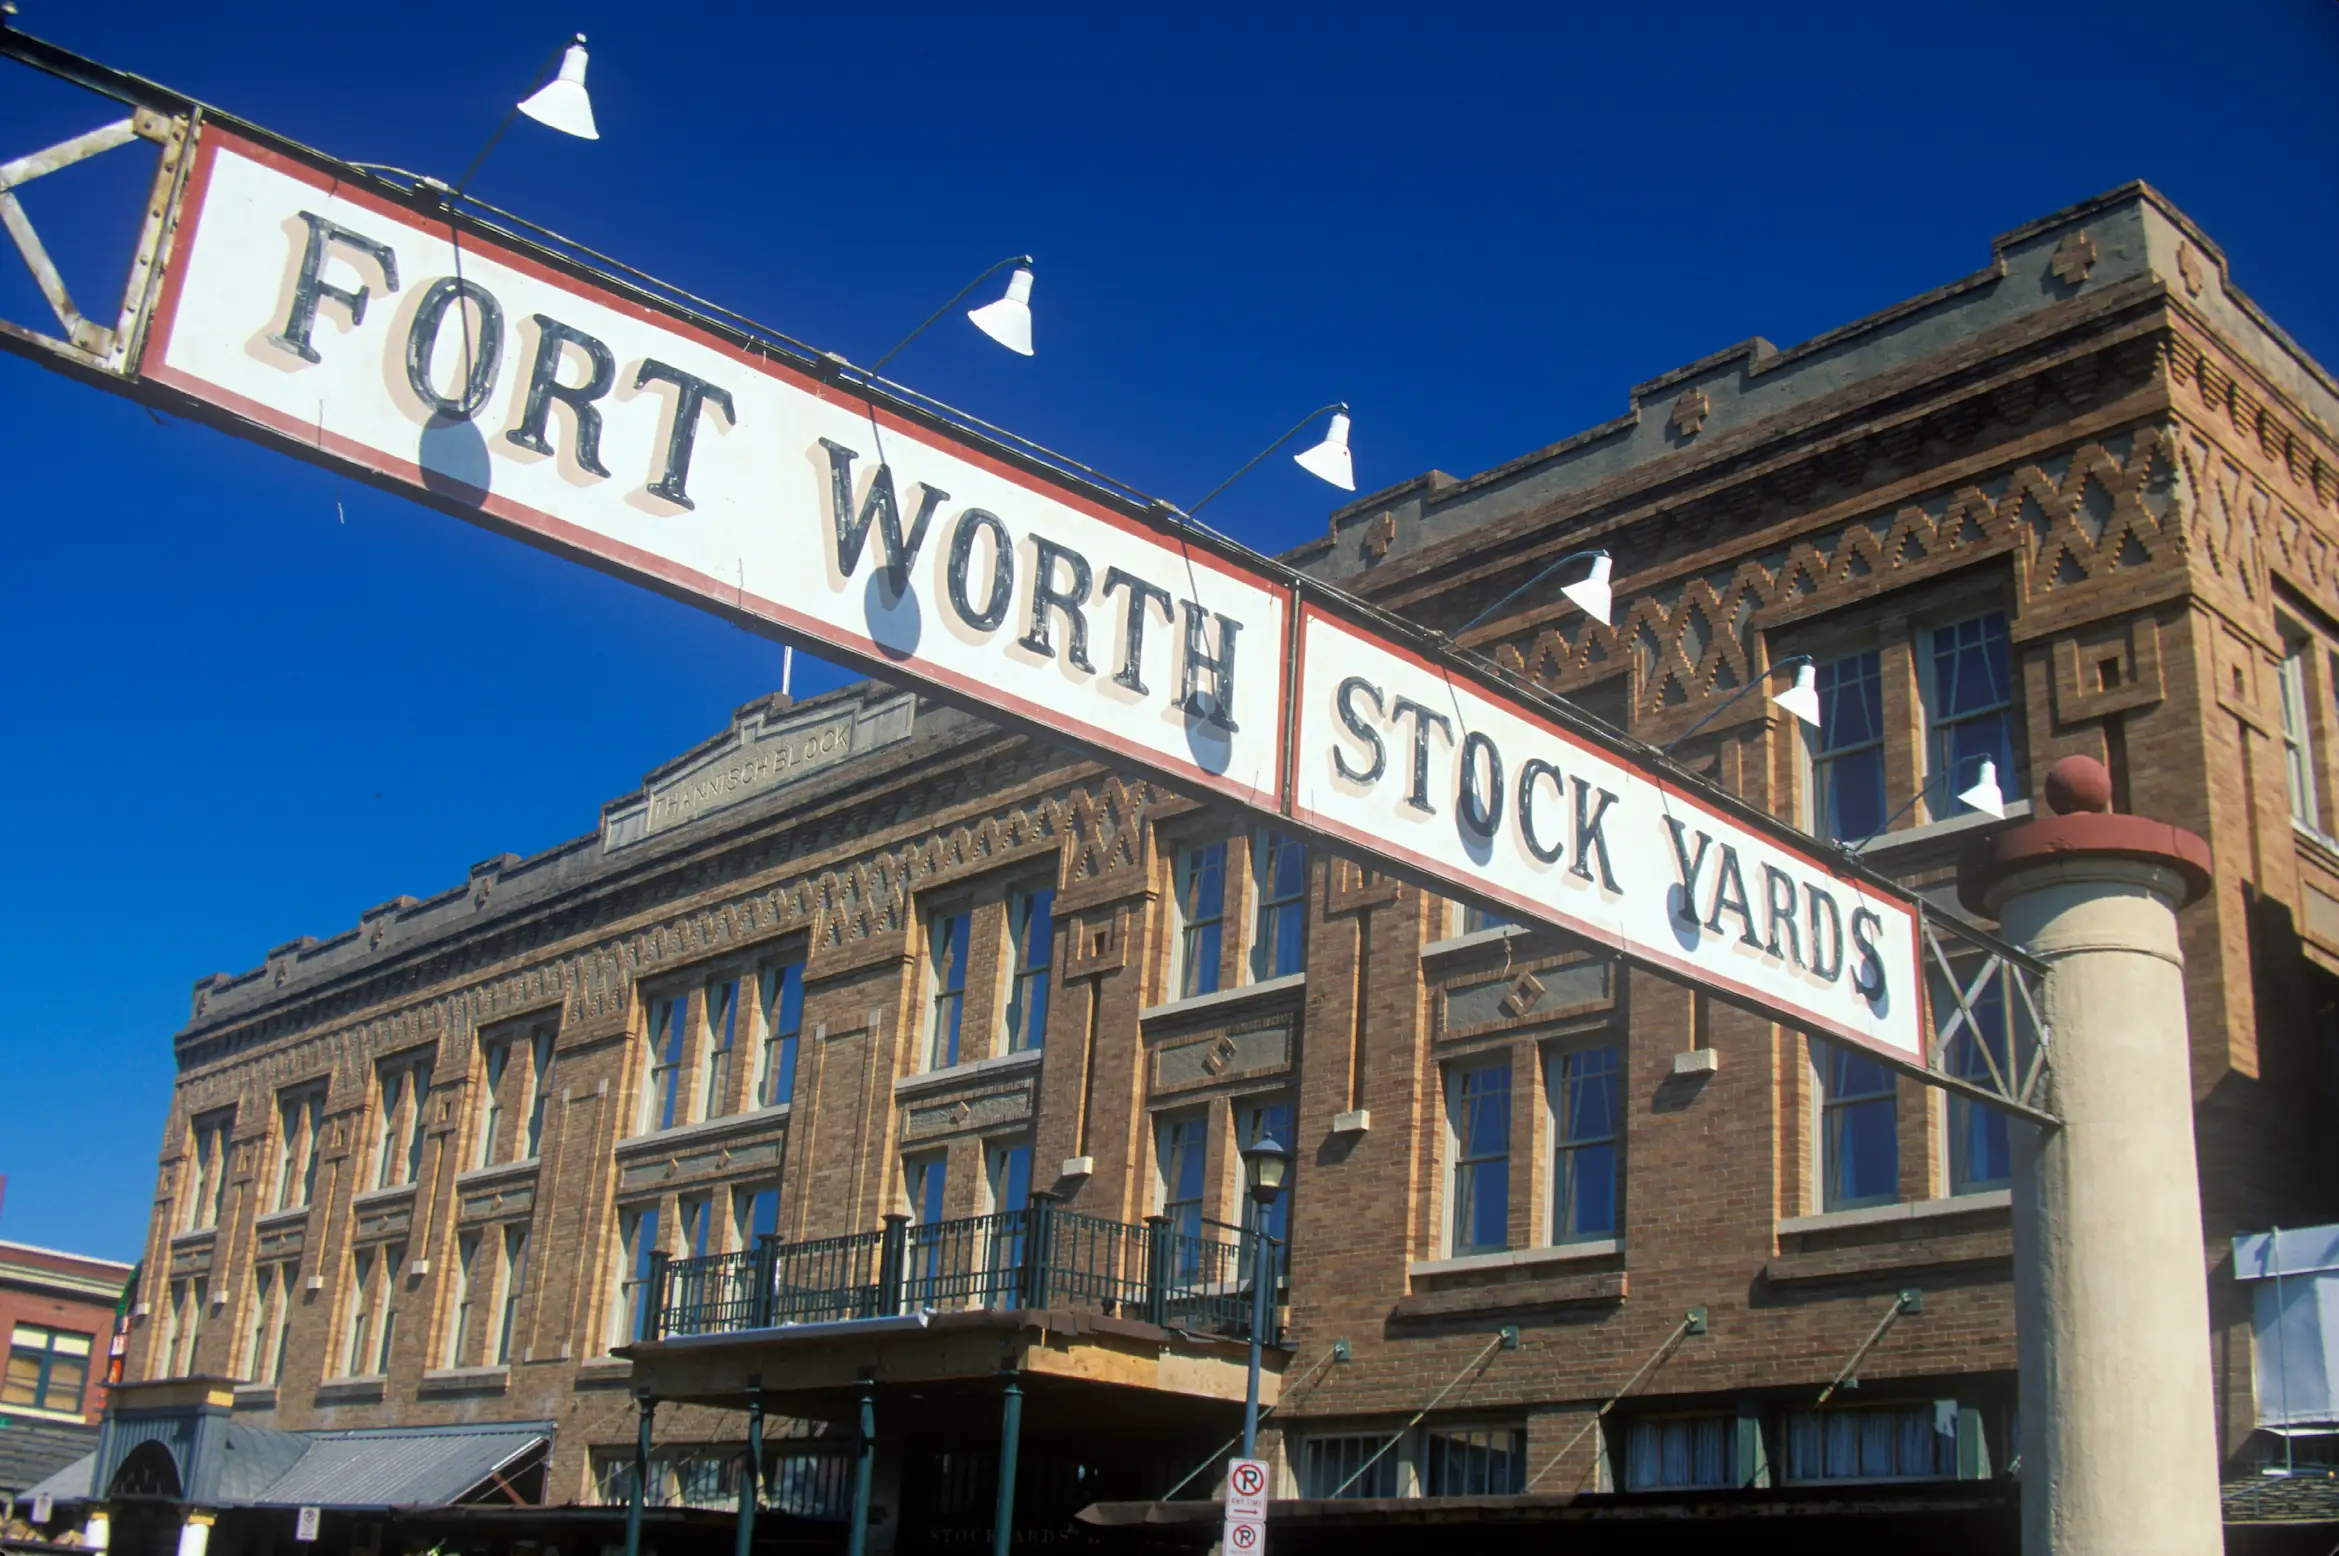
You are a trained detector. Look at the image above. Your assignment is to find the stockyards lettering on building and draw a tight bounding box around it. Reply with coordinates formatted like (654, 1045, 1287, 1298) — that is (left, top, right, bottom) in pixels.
(124, 121, 1924, 1069)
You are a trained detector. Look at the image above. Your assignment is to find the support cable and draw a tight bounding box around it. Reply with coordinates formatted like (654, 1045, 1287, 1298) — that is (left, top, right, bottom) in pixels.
(1522, 1312, 1699, 1493)
(1816, 1289, 1921, 1406)
(1156, 1347, 1341, 1502)
(1327, 1332, 1511, 1500)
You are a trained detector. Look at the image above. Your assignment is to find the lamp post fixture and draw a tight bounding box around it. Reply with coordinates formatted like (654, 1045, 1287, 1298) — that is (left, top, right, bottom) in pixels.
(1239, 1134, 1293, 1461)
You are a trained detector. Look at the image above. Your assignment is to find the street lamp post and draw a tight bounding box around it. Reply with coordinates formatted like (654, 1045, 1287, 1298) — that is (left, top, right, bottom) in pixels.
(1238, 1135, 1293, 1460)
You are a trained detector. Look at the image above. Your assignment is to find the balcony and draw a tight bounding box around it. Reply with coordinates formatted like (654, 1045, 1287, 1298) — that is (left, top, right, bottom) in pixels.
(644, 1197, 1280, 1347)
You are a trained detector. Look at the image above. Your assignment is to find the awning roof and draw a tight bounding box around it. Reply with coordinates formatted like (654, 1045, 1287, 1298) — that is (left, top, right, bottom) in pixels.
(14, 1422, 550, 1511)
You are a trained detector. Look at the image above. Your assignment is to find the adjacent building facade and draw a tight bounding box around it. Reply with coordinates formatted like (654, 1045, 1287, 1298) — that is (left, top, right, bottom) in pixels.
(103, 182, 2339, 1551)
(1, 1240, 132, 1514)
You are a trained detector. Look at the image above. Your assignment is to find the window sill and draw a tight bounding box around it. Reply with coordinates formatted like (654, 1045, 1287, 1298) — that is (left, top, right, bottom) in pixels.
(454, 1157, 541, 1190)
(894, 1046, 1044, 1099)
(1139, 972, 1306, 1026)
(418, 1365, 510, 1394)
(1851, 802, 2032, 861)
(232, 1384, 277, 1409)
(315, 1375, 386, 1403)
(0, 1402, 96, 1424)
(574, 1356, 635, 1386)
(1778, 1189, 2011, 1236)
(349, 1182, 417, 1210)
(1409, 1239, 1622, 1278)
(1421, 925, 1535, 962)
(169, 1227, 218, 1247)
(615, 1104, 791, 1157)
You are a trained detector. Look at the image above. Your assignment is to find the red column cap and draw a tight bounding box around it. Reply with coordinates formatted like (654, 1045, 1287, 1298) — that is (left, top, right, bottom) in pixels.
(1957, 755, 2213, 914)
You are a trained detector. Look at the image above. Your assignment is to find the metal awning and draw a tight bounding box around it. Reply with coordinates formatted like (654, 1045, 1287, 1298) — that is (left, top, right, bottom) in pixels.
(247, 1424, 549, 1510)
(18, 1452, 95, 1505)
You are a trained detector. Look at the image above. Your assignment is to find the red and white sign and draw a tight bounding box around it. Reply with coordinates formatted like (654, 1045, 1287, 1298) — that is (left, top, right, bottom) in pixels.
(143, 129, 1288, 813)
(1224, 1458, 1270, 1553)
(1290, 607, 1924, 1063)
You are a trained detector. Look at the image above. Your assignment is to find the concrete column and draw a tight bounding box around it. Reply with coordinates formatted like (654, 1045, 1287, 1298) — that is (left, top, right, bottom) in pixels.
(1961, 756, 2221, 1556)
(176, 1511, 214, 1556)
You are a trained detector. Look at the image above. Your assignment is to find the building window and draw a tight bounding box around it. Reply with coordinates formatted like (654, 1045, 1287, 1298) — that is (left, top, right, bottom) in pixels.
(496, 1225, 529, 1365)
(523, 1029, 554, 1159)
(1156, 1113, 1208, 1247)
(903, 1155, 948, 1306)
(1922, 610, 2017, 821)
(1811, 650, 1887, 843)
(1423, 1426, 1524, 1496)
(759, 958, 805, 1106)
(1817, 1041, 1898, 1211)
(1941, 970, 2014, 1194)
(1625, 1415, 1736, 1490)
(679, 1193, 715, 1260)
(1237, 1099, 1296, 1249)
(372, 1243, 404, 1374)
(2281, 631, 2321, 830)
(1250, 831, 1309, 982)
(1548, 1044, 1620, 1241)
(1784, 1403, 1953, 1483)
(159, 1282, 182, 1378)
(611, 1206, 661, 1350)
(1298, 1435, 1398, 1499)
(1447, 1059, 1512, 1256)
(245, 1262, 292, 1386)
(1004, 886, 1055, 1052)
(185, 1112, 232, 1232)
(1173, 841, 1228, 998)
(1460, 903, 1515, 936)
(343, 1251, 377, 1377)
(275, 1086, 325, 1211)
(5, 1325, 91, 1414)
(644, 993, 691, 1134)
(986, 1142, 1033, 1275)
(477, 1039, 512, 1169)
(242, 1267, 275, 1384)
(372, 1056, 431, 1190)
(447, 1231, 482, 1368)
(927, 908, 972, 1070)
(732, 1185, 779, 1249)
(704, 976, 742, 1119)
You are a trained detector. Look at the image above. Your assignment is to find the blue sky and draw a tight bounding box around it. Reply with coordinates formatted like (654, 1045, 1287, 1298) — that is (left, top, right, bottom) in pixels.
(1, 1, 2333, 1260)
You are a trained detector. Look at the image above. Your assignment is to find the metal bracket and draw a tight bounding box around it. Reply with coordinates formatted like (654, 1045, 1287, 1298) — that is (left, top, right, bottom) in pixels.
(1497, 1324, 1520, 1351)
(1331, 1338, 1351, 1363)
(1684, 1307, 1709, 1336)
(1917, 902, 2059, 1127)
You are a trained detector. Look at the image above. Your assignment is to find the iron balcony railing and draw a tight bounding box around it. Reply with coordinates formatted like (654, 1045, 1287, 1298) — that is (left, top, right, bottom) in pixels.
(646, 1194, 1280, 1346)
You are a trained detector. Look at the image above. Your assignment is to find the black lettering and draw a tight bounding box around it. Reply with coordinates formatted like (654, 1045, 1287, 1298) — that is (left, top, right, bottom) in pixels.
(945, 508, 1013, 631)
(1333, 677, 1386, 785)
(1762, 865, 1802, 966)
(1705, 846, 1762, 948)
(1663, 817, 1712, 926)
(1457, 731, 1503, 837)
(505, 314, 616, 476)
(1850, 908, 1888, 1003)
(815, 439, 948, 585)
(402, 276, 502, 419)
(1520, 759, 1568, 864)
(1102, 568, 1173, 694)
(633, 359, 737, 510)
(1806, 884, 1845, 982)
(1389, 697, 1453, 815)
(1178, 603, 1242, 731)
(1571, 778, 1622, 891)
(1018, 537, 1096, 671)
(269, 211, 398, 363)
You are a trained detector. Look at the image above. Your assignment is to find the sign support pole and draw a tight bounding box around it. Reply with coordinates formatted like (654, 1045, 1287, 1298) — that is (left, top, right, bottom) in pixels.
(1961, 757, 2222, 1554)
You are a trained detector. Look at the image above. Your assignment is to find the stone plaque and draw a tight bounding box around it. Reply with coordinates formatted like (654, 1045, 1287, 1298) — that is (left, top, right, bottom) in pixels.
(1154, 1023, 1292, 1093)
(1446, 959, 1611, 1032)
(603, 693, 915, 850)
(903, 1086, 1033, 1143)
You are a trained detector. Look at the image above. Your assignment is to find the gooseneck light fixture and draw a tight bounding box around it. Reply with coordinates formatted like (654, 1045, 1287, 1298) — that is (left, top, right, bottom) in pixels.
(454, 35, 598, 196)
(869, 256, 1037, 374)
(1238, 1134, 1293, 1461)
(1664, 655, 1823, 753)
(1845, 754, 2009, 853)
(1455, 549, 1615, 633)
(1185, 403, 1357, 521)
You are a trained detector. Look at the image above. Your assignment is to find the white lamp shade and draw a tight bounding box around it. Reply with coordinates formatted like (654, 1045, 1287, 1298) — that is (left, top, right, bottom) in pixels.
(1771, 662, 1822, 728)
(1294, 411, 1356, 491)
(1958, 758, 2008, 819)
(967, 267, 1035, 356)
(1560, 552, 1614, 626)
(518, 41, 599, 141)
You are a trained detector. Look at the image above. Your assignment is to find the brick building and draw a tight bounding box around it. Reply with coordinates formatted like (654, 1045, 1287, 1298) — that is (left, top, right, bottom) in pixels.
(90, 182, 2339, 1552)
(1, 1240, 132, 1515)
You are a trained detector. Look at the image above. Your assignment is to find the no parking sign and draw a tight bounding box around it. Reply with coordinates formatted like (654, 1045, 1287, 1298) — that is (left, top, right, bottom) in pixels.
(1224, 1458, 1269, 1553)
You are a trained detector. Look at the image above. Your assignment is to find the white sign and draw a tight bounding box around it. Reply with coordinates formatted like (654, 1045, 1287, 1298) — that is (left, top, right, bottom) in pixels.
(295, 1507, 320, 1542)
(31, 1493, 53, 1524)
(1291, 608, 1923, 1062)
(144, 129, 1288, 813)
(1224, 1458, 1269, 1553)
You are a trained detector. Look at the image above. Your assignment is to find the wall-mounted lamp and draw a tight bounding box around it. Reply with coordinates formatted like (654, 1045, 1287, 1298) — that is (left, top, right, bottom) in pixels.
(1665, 655, 1823, 752)
(868, 255, 1038, 374)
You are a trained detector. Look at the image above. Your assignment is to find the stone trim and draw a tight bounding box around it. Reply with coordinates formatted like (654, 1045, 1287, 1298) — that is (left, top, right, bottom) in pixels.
(1408, 1240, 1624, 1279)
(1777, 1189, 2012, 1236)
(1139, 973, 1306, 1027)
(893, 1047, 1045, 1100)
